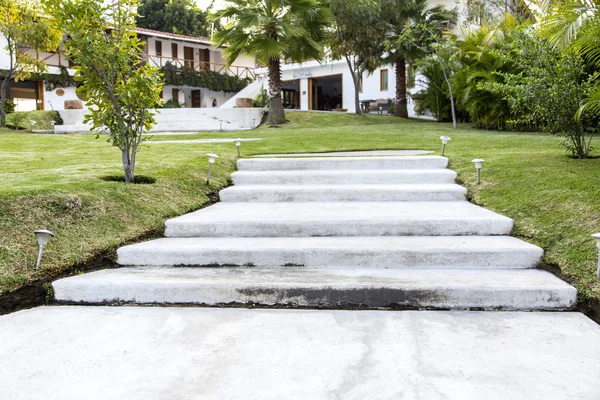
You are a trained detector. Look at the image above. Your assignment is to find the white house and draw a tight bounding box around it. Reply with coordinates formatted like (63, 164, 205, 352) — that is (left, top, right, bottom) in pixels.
(252, 0, 474, 116)
(0, 27, 255, 112)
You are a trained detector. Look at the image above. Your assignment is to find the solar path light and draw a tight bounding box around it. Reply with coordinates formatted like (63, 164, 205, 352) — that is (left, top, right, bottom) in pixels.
(34, 230, 55, 270)
(440, 136, 451, 156)
(206, 153, 219, 184)
(592, 234, 600, 278)
(472, 158, 485, 184)
(235, 138, 241, 157)
(29, 120, 36, 132)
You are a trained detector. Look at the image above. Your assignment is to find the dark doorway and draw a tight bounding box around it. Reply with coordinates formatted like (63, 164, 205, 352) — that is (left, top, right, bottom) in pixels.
(282, 79, 300, 109)
(184, 46, 194, 69)
(191, 90, 201, 108)
(308, 74, 343, 111)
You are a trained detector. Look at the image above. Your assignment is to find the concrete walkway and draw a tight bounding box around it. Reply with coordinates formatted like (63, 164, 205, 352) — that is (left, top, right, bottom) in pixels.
(2, 153, 599, 398)
(1, 307, 599, 400)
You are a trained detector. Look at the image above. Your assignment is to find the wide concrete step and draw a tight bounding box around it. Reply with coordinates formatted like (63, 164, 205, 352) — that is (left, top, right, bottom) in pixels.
(231, 169, 458, 185)
(164, 202, 514, 237)
(117, 236, 542, 268)
(52, 267, 577, 310)
(219, 184, 467, 202)
(238, 156, 448, 171)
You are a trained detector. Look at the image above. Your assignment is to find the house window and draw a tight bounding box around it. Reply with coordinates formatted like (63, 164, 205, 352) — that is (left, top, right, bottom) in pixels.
(155, 40, 162, 57)
(172, 88, 179, 103)
(171, 43, 178, 59)
(380, 69, 388, 91)
(406, 65, 415, 88)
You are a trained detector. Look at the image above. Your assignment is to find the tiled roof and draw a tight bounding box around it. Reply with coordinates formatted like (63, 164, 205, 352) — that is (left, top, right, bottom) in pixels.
(135, 27, 214, 46)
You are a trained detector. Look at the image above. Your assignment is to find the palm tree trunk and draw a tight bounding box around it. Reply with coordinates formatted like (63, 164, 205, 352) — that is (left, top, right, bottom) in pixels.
(267, 57, 286, 125)
(395, 57, 409, 118)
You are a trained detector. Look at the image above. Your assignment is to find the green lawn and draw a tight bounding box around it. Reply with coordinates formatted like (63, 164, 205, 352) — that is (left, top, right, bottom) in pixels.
(1, 111, 599, 314)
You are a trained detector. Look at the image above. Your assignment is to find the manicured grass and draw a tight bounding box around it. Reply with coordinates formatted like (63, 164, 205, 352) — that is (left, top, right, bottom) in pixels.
(1, 112, 599, 311)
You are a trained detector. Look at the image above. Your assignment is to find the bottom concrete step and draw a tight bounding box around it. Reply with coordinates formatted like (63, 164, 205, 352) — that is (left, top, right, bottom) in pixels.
(53, 267, 577, 311)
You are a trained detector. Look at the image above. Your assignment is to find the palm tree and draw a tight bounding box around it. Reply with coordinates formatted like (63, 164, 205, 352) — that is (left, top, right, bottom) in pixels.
(210, 0, 331, 125)
(384, 0, 455, 118)
(536, 0, 600, 118)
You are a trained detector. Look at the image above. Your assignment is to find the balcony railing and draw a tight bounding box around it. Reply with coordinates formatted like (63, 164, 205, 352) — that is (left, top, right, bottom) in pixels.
(145, 55, 255, 80)
(19, 47, 256, 81)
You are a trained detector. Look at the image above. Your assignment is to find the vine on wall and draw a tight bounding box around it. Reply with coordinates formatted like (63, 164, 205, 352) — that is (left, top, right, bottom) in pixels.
(161, 62, 251, 93)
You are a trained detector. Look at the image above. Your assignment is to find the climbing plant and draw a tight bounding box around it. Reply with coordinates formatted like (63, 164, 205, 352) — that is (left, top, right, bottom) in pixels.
(43, 66, 76, 91)
(160, 62, 251, 93)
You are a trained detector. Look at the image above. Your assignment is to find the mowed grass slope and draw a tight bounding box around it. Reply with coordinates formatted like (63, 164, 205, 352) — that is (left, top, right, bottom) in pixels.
(1, 112, 599, 309)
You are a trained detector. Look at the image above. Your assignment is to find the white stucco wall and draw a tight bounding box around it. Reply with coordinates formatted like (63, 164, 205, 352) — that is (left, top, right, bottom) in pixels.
(258, 59, 421, 116)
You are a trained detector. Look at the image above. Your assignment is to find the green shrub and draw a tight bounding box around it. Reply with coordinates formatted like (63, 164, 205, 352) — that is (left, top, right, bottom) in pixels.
(253, 88, 268, 108)
(3, 99, 15, 115)
(161, 99, 184, 108)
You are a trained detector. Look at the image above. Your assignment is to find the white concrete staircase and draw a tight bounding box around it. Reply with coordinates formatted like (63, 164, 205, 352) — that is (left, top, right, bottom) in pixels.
(53, 155, 577, 310)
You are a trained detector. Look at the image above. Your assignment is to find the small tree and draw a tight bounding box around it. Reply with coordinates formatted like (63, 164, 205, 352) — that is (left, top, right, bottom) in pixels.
(44, 0, 163, 183)
(210, 0, 331, 126)
(0, 0, 61, 127)
(330, 0, 389, 116)
(417, 40, 459, 128)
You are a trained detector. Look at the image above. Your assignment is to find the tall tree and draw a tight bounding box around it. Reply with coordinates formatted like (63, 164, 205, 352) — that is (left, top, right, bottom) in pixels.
(210, 0, 331, 126)
(44, 0, 163, 183)
(330, 0, 389, 116)
(136, 0, 213, 38)
(384, 0, 455, 118)
(0, 0, 61, 127)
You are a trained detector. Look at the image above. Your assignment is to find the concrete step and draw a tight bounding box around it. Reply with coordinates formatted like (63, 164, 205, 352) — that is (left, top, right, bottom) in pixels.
(117, 236, 543, 268)
(219, 184, 467, 202)
(231, 169, 458, 185)
(52, 267, 577, 310)
(164, 202, 514, 237)
(237, 156, 448, 171)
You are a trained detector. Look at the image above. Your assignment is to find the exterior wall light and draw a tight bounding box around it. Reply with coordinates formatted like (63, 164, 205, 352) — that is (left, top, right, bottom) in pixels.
(472, 158, 485, 184)
(592, 233, 600, 278)
(235, 139, 241, 157)
(34, 230, 55, 270)
(440, 136, 451, 156)
(206, 153, 219, 184)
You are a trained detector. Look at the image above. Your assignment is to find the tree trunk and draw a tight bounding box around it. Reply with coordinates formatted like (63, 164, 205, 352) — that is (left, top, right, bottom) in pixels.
(353, 71, 362, 116)
(267, 57, 286, 126)
(0, 76, 8, 128)
(122, 148, 134, 183)
(442, 67, 457, 129)
(395, 57, 408, 118)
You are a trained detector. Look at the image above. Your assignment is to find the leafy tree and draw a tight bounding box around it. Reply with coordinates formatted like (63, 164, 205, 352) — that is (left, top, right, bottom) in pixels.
(383, 0, 455, 118)
(451, 17, 517, 129)
(136, 0, 213, 38)
(210, 0, 331, 126)
(484, 29, 596, 158)
(330, 0, 389, 116)
(536, 0, 600, 117)
(416, 39, 460, 127)
(0, 0, 61, 127)
(44, 0, 163, 183)
(463, 0, 535, 25)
